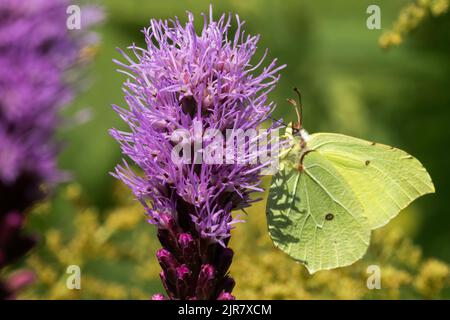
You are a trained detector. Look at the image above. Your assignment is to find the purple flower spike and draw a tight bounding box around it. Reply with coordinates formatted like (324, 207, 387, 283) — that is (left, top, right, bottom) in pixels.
(0, 0, 102, 299)
(111, 6, 285, 299)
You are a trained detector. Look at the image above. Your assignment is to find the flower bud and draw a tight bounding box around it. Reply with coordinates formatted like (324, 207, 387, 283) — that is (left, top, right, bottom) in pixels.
(0, 212, 22, 246)
(217, 291, 235, 300)
(152, 293, 166, 300)
(196, 264, 216, 300)
(176, 264, 192, 298)
(156, 249, 178, 285)
(5, 270, 35, 293)
(178, 233, 198, 263)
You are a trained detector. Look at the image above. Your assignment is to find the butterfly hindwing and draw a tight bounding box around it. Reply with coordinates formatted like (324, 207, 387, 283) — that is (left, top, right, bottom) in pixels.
(267, 150, 371, 274)
(307, 133, 435, 229)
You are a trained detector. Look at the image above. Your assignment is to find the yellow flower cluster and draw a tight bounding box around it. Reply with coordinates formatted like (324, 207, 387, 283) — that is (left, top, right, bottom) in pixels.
(414, 259, 449, 298)
(21, 184, 161, 299)
(20, 183, 449, 299)
(379, 0, 449, 49)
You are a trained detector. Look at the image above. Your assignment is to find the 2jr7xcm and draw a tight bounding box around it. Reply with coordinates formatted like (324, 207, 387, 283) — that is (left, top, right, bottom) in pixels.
(222, 304, 272, 317)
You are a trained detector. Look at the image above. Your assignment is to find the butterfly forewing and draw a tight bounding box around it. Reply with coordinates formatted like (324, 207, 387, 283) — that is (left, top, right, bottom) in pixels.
(307, 133, 435, 229)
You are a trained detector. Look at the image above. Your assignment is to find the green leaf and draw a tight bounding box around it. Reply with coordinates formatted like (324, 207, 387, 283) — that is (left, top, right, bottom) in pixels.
(267, 131, 435, 273)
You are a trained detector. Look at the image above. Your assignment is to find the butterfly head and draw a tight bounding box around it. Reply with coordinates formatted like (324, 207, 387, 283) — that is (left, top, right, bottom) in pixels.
(276, 88, 311, 165)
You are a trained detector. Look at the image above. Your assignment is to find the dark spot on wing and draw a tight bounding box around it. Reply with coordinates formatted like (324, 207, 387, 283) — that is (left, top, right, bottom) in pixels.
(365, 160, 371, 166)
(325, 213, 334, 221)
(371, 142, 376, 146)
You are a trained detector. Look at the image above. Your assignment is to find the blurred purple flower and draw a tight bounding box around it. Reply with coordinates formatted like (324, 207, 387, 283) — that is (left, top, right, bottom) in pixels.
(111, 7, 284, 299)
(0, 0, 102, 299)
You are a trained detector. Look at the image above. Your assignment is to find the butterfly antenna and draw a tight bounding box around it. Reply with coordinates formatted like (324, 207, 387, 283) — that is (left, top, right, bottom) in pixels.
(293, 88, 303, 128)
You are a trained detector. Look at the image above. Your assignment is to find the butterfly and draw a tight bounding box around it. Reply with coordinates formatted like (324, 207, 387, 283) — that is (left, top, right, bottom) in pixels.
(266, 89, 435, 274)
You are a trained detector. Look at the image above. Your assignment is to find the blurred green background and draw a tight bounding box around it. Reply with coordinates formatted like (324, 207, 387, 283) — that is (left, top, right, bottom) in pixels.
(24, 0, 450, 298)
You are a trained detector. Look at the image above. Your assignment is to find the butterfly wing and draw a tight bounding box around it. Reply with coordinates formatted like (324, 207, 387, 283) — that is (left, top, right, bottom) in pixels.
(267, 150, 371, 274)
(307, 133, 435, 229)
